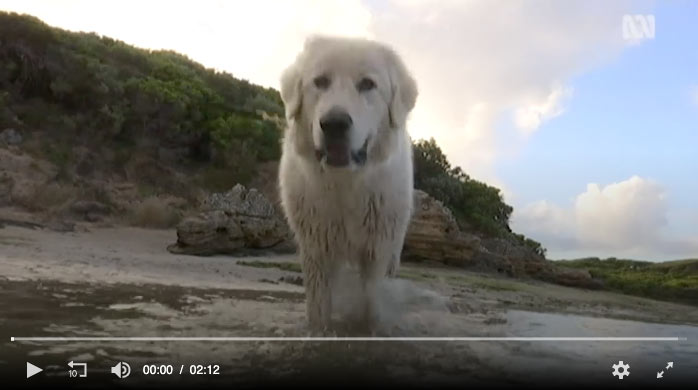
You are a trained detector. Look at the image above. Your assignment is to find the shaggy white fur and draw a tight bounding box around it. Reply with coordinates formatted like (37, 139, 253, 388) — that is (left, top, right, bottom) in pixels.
(278, 35, 418, 333)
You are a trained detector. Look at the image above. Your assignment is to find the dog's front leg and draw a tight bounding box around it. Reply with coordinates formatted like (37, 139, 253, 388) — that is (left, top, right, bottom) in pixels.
(385, 214, 410, 278)
(358, 247, 388, 335)
(301, 250, 332, 334)
(386, 253, 400, 278)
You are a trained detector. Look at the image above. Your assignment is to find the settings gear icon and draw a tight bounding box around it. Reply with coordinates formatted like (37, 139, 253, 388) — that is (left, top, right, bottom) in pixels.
(612, 360, 631, 380)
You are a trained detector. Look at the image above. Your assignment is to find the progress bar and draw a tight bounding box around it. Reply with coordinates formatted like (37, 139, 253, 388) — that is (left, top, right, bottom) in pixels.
(10, 337, 687, 342)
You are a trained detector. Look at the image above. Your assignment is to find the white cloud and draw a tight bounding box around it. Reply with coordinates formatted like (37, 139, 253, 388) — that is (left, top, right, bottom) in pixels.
(691, 85, 698, 107)
(515, 200, 574, 240)
(574, 176, 667, 248)
(513, 176, 698, 260)
(0, 0, 373, 89)
(369, 0, 637, 188)
(514, 84, 574, 135)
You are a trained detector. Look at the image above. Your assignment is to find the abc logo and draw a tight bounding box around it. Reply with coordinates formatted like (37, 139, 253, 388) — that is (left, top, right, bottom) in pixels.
(110, 362, 131, 379)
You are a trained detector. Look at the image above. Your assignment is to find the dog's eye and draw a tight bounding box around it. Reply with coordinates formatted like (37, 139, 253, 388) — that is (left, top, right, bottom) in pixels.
(313, 75, 330, 90)
(357, 77, 376, 92)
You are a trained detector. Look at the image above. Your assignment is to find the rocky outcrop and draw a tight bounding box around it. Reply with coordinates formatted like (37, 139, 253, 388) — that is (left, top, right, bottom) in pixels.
(167, 184, 294, 256)
(403, 190, 480, 265)
(403, 191, 540, 275)
(167, 184, 599, 289)
(476, 237, 547, 276)
(404, 190, 599, 289)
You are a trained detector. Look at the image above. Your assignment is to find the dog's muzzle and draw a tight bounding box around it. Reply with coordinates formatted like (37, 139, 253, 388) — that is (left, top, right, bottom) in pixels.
(315, 137, 369, 167)
(316, 107, 368, 167)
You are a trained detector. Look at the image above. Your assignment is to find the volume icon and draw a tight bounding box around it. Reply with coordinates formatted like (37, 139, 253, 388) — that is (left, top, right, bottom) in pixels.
(110, 362, 131, 378)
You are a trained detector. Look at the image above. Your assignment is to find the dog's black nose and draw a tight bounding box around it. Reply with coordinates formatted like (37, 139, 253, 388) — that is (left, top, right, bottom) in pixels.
(320, 108, 352, 139)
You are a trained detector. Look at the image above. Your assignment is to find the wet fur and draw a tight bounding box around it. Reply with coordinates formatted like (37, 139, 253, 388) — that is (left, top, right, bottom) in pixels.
(278, 36, 418, 333)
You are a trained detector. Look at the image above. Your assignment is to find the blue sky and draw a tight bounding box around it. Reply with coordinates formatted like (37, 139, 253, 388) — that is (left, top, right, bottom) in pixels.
(500, 1, 698, 208)
(1, 0, 695, 260)
(500, 1, 698, 259)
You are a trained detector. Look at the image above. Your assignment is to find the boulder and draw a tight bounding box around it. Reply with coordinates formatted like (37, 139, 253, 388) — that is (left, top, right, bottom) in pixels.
(168, 184, 294, 256)
(403, 190, 480, 265)
(201, 183, 278, 217)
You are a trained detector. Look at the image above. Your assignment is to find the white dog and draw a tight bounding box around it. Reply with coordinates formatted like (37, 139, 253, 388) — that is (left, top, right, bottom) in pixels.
(278, 36, 418, 332)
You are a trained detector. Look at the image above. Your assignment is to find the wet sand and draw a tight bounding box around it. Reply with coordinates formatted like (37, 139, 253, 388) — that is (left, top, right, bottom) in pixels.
(1, 225, 697, 388)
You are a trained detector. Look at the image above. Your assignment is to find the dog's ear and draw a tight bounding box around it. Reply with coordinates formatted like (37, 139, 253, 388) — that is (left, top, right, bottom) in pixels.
(280, 61, 303, 121)
(386, 48, 418, 128)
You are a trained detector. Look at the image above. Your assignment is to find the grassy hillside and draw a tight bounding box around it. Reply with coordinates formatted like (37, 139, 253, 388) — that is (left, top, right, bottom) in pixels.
(556, 257, 698, 305)
(0, 12, 543, 250)
(0, 11, 285, 194)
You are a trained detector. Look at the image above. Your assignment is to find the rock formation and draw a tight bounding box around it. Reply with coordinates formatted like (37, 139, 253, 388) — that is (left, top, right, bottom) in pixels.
(168, 184, 599, 289)
(404, 190, 599, 289)
(167, 184, 294, 256)
(403, 190, 481, 265)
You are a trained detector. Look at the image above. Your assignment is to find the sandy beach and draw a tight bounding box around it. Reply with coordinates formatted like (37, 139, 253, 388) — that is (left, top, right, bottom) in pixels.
(1, 224, 697, 387)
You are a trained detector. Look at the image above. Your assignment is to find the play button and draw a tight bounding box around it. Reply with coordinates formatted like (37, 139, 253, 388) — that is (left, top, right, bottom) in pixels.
(26, 362, 42, 378)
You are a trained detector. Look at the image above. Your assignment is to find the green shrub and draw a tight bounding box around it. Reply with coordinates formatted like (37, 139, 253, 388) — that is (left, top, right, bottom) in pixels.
(0, 11, 285, 182)
(412, 138, 545, 254)
(557, 258, 698, 304)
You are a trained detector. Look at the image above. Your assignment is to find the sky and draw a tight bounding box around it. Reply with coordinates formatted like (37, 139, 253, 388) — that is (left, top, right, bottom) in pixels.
(1, 0, 696, 261)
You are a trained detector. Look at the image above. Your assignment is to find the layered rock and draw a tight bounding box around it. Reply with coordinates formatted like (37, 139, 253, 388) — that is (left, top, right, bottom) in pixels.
(404, 190, 599, 289)
(167, 184, 294, 256)
(167, 184, 599, 289)
(403, 190, 480, 265)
